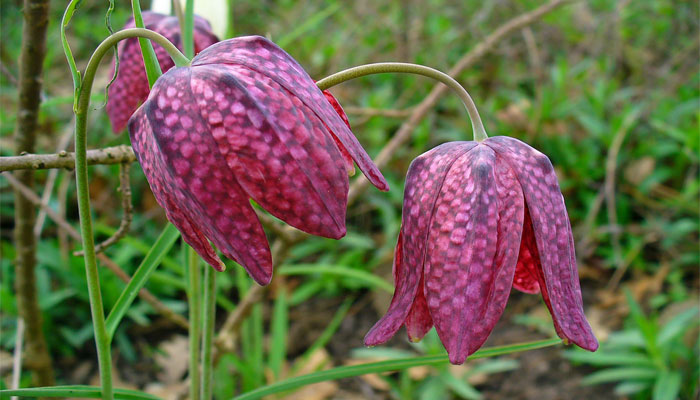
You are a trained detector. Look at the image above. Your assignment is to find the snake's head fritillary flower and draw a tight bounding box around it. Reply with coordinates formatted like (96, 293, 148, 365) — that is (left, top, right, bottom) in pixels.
(107, 11, 219, 133)
(365, 137, 598, 364)
(128, 35, 389, 285)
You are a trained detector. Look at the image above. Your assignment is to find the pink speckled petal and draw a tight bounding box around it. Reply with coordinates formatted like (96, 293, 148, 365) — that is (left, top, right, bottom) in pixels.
(321, 90, 355, 175)
(128, 111, 223, 270)
(107, 13, 218, 133)
(188, 64, 348, 239)
(138, 68, 272, 284)
(405, 273, 433, 342)
(512, 205, 541, 294)
(364, 142, 475, 346)
(484, 136, 598, 352)
(192, 36, 389, 192)
(424, 145, 523, 364)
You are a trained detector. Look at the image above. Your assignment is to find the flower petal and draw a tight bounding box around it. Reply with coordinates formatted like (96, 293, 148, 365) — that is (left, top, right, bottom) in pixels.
(135, 67, 272, 285)
(128, 111, 223, 270)
(321, 90, 355, 175)
(191, 36, 389, 191)
(107, 13, 218, 133)
(364, 142, 474, 346)
(512, 205, 541, 294)
(405, 273, 433, 342)
(187, 64, 348, 239)
(484, 136, 598, 351)
(424, 145, 523, 364)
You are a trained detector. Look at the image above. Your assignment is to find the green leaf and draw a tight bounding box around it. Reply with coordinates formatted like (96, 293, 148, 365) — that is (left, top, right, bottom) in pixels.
(652, 371, 681, 400)
(581, 367, 658, 386)
(0, 385, 162, 399)
(105, 223, 180, 338)
(276, 2, 341, 48)
(183, 0, 195, 58)
(440, 371, 482, 400)
(131, 0, 162, 87)
(614, 381, 651, 395)
(233, 338, 561, 400)
(60, 0, 83, 109)
(268, 288, 288, 380)
(657, 307, 699, 346)
(278, 264, 393, 293)
(564, 350, 655, 367)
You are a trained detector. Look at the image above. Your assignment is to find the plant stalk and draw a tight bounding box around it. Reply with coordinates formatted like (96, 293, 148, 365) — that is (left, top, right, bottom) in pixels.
(316, 62, 488, 141)
(201, 267, 217, 399)
(187, 246, 202, 400)
(73, 28, 190, 400)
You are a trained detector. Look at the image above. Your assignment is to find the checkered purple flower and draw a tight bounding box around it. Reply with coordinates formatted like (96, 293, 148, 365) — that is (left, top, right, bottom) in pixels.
(128, 35, 389, 285)
(365, 138, 598, 364)
(107, 12, 219, 133)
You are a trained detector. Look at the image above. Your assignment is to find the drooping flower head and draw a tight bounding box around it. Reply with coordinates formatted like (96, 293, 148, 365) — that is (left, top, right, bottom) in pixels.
(128, 35, 389, 285)
(107, 12, 219, 133)
(365, 137, 598, 364)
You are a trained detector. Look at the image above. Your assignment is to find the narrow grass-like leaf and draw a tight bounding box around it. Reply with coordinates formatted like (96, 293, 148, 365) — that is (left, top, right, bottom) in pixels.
(105, 223, 180, 338)
(0, 385, 162, 399)
(657, 307, 699, 346)
(292, 297, 354, 374)
(440, 372, 482, 400)
(183, 0, 195, 58)
(268, 288, 288, 380)
(564, 350, 655, 367)
(652, 371, 681, 400)
(276, 2, 341, 48)
(131, 0, 162, 87)
(581, 367, 658, 386)
(278, 264, 393, 293)
(233, 338, 561, 400)
(60, 0, 83, 109)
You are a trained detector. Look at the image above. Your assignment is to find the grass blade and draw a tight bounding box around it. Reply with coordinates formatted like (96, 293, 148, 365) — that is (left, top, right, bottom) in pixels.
(234, 338, 561, 400)
(105, 223, 180, 338)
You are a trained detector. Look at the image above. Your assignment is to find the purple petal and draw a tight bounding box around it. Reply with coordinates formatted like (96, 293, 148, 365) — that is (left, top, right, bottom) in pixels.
(192, 36, 389, 192)
(188, 64, 348, 239)
(423, 145, 523, 364)
(107, 13, 218, 133)
(364, 142, 475, 346)
(133, 68, 272, 285)
(405, 273, 433, 342)
(484, 136, 598, 351)
(128, 111, 223, 270)
(322, 90, 356, 175)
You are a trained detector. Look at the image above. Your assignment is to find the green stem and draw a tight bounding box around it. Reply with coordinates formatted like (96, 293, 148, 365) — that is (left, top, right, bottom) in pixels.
(187, 246, 202, 400)
(200, 267, 216, 400)
(316, 62, 488, 142)
(183, 0, 195, 58)
(73, 27, 189, 400)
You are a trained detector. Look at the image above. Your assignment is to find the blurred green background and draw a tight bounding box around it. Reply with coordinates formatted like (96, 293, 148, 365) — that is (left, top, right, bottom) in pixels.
(1, 0, 698, 399)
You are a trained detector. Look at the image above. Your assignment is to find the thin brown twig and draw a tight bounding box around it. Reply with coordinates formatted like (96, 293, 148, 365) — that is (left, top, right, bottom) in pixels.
(0, 145, 136, 172)
(74, 163, 133, 256)
(34, 126, 74, 238)
(3, 172, 189, 330)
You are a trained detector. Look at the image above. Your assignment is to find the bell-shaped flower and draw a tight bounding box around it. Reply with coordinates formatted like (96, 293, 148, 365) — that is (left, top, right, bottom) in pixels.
(128, 35, 389, 285)
(364, 137, 598, 364)
(107, 11, 219, 133)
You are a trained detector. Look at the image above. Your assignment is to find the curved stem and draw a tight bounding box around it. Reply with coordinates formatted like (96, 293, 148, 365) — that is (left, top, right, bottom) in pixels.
(316, 62, 488, 142)
(73, 28, 190, 400)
